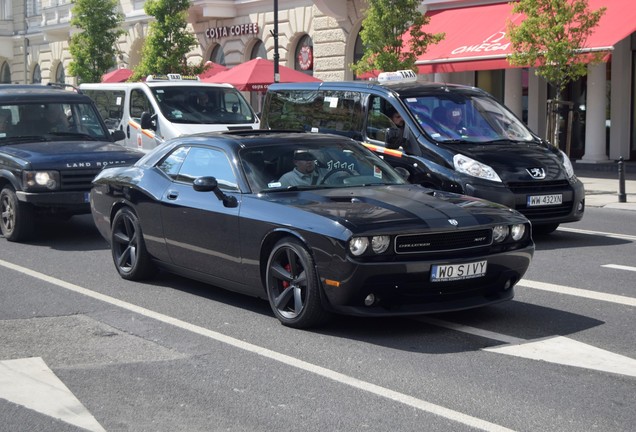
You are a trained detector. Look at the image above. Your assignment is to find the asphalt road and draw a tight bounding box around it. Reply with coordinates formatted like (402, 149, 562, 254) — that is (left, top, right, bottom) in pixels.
(1, 208, 634, 432)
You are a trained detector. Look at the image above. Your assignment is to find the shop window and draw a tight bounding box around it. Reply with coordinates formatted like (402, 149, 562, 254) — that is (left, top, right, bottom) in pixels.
(211, 45, 226, 66)
(55, 62, 65, 84)
(294, 35, 313, 76)
(0, 62, 11, 83)
(250, 40, 266, 60)
(32, 64, 41, 84)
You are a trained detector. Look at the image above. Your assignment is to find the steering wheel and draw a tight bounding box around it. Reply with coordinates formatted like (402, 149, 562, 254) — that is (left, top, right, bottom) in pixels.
(320, 168, 354, 184)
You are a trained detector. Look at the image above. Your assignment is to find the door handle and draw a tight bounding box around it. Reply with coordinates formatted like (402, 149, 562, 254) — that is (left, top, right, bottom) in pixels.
(126, 124, 130, 138)
(166, 190, 179, 200)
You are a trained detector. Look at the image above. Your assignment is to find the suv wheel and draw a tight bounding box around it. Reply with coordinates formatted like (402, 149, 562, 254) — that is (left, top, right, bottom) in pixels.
(1, 186, 35, 242)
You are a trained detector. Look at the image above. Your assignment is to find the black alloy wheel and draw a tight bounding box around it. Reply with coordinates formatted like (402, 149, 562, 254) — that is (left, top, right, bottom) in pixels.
(266, 237, 330, 328)
(0, 186, 34, 242)
(111, 207, 155, 280)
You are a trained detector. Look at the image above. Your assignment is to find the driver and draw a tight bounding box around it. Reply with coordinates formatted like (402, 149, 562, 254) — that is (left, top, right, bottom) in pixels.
(278, 150, 325, 187)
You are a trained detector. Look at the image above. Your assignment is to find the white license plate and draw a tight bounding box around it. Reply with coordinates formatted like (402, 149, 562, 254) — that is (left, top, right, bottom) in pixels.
(431, 260, 487, 282)
(527, 193, 563, 207)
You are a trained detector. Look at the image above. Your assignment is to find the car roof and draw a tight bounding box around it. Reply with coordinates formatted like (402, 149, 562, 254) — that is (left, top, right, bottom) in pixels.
(0, 84, 91, 104)
(267, 80, 489, 99)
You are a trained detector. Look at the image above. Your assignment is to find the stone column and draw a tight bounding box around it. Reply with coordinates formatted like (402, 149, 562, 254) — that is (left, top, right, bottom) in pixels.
(504, 68, 523, 119)
(581, 62, 609, 163)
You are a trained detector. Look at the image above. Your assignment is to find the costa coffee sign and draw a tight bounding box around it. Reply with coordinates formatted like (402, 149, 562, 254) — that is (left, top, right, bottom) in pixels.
(206, 23, 259, 39)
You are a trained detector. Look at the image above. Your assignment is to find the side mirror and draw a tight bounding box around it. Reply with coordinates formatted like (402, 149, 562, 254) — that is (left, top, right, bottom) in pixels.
(111, 129, 125, 142)
(385, 127, 403, 149)
(193, 176, 238, 208)
(393, 167, 410, 181)
(140, 111, 156, 130)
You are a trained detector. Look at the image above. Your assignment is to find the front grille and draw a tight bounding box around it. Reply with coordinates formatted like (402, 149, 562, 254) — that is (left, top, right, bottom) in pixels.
(507, 180, 571, 193)
(395, 229, 492, 254)
(59, 169, 101, 191)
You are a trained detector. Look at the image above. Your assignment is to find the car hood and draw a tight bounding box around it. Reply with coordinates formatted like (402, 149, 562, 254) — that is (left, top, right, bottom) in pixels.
(1, 140, 143, 170)
(171, 123, 259, 135)
(265, 185, 525, 232)
(448, 141, 570, 182)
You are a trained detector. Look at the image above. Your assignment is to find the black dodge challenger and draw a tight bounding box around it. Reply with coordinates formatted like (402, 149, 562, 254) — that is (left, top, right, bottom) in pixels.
(90, 130, 534, 328)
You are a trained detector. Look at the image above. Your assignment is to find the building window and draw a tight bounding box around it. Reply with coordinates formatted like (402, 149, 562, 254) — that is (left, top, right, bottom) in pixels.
(294, 35, 313, 76)
(250, 40, 266, 60)
(1, 0, 13, 20)
(32, 64, 41, 84)
(0, 62, 11, 83)
(55, 62, 65, 84)
(211, 45, 225, 66)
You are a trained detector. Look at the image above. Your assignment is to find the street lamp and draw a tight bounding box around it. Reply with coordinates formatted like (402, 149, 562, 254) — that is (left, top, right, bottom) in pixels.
(273, 0, 280, 83)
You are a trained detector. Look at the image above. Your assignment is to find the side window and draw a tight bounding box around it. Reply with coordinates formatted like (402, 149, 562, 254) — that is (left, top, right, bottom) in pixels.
(84, 89, 126, 131)
(366, 96, 394, 142)
(130, 89, 154, 121)
(157, 146, 190, 180)
(177, 147, 239, 191)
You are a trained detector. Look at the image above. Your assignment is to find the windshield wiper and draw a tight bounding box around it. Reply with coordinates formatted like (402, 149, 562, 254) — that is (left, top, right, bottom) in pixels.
(48, 132, 99, 141)
(0, 135, 50, 144)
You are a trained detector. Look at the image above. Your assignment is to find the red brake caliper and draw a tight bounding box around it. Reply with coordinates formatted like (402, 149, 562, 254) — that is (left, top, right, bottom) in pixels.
(282, 263, 292, 288)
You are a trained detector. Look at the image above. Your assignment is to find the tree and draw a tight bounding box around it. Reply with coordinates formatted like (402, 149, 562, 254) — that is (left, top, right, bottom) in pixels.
(506, 0, 606, 145)
(131, 0, 203, 80)
(68, 0, 125, 83)
(351, 0, 444, 76)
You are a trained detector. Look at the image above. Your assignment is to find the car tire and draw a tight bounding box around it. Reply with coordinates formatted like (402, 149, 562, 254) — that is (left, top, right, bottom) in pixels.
(111, 207, 156, 280)
(0, 186, 34, 242)
(266, 237, 330, 328)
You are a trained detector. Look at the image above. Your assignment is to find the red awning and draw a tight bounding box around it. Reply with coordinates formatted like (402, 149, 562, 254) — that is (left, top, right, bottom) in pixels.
(101, 68, 133, 83)
(410, 0, 636, 74)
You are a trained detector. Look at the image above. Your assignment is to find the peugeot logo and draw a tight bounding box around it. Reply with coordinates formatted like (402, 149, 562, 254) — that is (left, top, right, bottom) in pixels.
(448, 219, 459, 226)
(527, 167, 546, 179)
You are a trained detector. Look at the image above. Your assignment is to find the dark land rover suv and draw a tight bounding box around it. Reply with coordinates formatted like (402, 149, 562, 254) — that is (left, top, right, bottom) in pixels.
(0, 84, 143, 242)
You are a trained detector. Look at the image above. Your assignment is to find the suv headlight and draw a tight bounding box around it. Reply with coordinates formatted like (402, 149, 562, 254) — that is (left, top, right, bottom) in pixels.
(23, 170, 60, 191)
(559, 150, 575, 179)
(453, 154, 502, 182)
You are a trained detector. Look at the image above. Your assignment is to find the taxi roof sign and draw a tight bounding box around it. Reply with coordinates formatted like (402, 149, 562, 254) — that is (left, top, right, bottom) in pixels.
(377, 70, 418, 84)
(146, 74, 200, 82)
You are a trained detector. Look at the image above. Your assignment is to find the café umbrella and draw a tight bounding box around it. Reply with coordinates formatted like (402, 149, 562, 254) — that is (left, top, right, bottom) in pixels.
(201, 57, 321, 91)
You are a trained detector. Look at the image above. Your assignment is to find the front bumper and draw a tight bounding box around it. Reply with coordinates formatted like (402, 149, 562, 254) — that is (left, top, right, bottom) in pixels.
(319, 246, 534, 317)
(16, 190, 91, 213)
(463, 178, 585, 225)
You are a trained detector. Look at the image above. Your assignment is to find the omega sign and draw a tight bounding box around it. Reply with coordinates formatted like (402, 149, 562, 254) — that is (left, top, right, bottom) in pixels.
(451, 32, 510, 55)
(206, 23, 259, 40)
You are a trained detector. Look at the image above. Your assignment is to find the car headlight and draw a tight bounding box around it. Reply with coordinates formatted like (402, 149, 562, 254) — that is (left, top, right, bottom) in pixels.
(453, 154, 502, 182)
(349, 237, 369, 256)
(559, 150, 575, 179)
(23, 170, 60, 191)
(371, 235, 391, 254)
(511, 224, 526, 241)
(493, 225, 509, 243)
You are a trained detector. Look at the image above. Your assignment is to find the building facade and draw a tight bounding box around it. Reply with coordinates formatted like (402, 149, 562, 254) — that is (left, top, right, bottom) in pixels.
(0, 0, 634, 162)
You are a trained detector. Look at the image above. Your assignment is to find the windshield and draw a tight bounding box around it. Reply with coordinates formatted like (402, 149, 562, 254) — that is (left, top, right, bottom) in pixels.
(151, 86, 257, 125)
(402, 93, 535, 143)
(0, 102, 110, 143)
(240, 140, 407, 193)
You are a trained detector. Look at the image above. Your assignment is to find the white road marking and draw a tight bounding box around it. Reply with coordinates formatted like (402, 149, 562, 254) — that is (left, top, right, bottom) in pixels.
(557, 226, 636, 242)
(484, 337, 636, 377)
(602, 264, 636, 272)
(0, 258, 515, 432)
(518, 279, 636, 307)
(417, 318, 636, 378)
(0, 357, 106, 432)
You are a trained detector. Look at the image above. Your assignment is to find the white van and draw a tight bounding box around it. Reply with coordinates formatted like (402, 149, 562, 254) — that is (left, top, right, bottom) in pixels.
(80, 74, 259, 151)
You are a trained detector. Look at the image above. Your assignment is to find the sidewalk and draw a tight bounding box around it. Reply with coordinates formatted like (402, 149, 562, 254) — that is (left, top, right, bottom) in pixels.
(575, 161, 636, 210)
